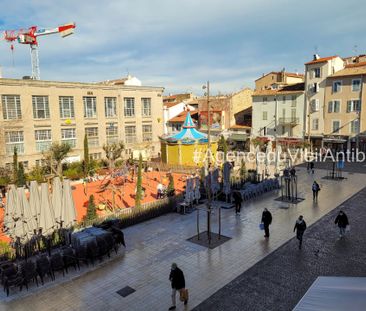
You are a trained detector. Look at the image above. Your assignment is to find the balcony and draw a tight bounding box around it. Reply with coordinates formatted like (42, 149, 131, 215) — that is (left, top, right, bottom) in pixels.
(278, 117, 299, 126)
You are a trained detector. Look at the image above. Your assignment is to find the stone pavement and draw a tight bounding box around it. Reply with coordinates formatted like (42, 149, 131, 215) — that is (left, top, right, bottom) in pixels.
(194, 186, 366, 311)
(0, 168, 365, 311)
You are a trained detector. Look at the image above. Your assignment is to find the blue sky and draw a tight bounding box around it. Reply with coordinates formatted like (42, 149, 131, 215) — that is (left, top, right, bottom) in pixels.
(0, 0, 365, 94)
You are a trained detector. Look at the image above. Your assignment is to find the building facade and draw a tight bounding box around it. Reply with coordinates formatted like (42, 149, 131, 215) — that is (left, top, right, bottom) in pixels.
(323, 63, 366, 151)
(255, 70, 304, 91)
(252, 83, 305, 139)
(0, 78, 164, 169)
(304, 55, 344, 148)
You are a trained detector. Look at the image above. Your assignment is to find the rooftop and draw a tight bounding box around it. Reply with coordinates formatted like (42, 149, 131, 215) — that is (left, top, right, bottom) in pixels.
(253, 82, 305, 96)
(329, 64, 366, 78)
(305, 55, 338, 65)
(168, 110, 198, 123)
(255, 71, 304, 82)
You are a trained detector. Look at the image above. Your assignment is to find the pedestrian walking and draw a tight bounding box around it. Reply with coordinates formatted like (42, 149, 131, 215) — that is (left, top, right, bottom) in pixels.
(312, 181, 320, 201)
(233, 191, 243, 215)
(294, 215, 307, 249)
(169, 263, 188, 310)
(261, 208, 272, 238)
(334, 210, 349, 239)
(310, 161, 315, 174)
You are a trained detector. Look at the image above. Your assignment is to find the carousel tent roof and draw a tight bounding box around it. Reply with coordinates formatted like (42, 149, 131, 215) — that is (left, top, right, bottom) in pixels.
(166, 112, 207, 142)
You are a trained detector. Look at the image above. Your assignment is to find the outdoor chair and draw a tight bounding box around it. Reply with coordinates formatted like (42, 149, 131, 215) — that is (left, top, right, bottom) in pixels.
(75, 244, 88, 266)
(50, 253, 66, 279)
(1, 263, 17, 286)
(96, 237, 110, 260)
(86, 240, 99, 265)
(36, 255, 54, 284)
(3, 271, 24, 296)
(110, 227, 125, 248)
(19, 261, 38, 290)
(61, 247, 79, 272)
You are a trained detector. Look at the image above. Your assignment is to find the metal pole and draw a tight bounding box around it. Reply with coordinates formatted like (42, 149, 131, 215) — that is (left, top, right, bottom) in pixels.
(218, 206, 221, 239)
(206, 81, 212, 244)
(197, 208, 200, 240)
(274, 96, 278, 174)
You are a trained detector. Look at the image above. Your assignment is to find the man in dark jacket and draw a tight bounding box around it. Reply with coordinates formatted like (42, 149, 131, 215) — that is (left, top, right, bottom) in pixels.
(312, 181, 320, 201)
(169, 263, 187, 310)
(335, 210, 349, 238)
(294, 215, 307, 249)
(261, 208, 272, 238)
(233, 191, 243, 215)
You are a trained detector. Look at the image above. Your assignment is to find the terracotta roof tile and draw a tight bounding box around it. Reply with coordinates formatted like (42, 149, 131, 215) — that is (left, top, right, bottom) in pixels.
(305, 56, 338, 65)
(168, 111, 198, 123)
(329, 65, 366, 77)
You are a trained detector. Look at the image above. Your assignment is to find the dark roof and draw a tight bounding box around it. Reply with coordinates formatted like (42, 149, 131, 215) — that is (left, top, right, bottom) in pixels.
(253, 83, 305, 96)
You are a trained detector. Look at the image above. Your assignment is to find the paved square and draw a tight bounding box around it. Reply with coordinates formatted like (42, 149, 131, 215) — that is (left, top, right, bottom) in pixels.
(1, 168, 365, 311)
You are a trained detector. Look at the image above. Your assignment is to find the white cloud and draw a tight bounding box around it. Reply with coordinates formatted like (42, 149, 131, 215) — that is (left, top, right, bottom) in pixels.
(0, 0, 365, 93)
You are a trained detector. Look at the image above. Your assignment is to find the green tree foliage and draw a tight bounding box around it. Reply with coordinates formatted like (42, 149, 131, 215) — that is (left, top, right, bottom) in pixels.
(17, 162, 26, 187)
(103, 141, 125, 169)
(83, 134, 89, 177)
(135, 153, 143, 209)
(85, 194, 97, 221)
(167, 173, 175, 197)
(44, 142, 71, 176)
(27, 164, 46, 183)
(12, 147, 18, 183)
(0, 167, 11, 186)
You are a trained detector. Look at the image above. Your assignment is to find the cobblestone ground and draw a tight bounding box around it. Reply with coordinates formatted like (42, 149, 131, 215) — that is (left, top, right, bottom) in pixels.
(194, 187, 366, 311)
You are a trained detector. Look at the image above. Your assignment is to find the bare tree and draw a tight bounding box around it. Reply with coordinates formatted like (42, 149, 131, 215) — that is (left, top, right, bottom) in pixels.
(43, 142, 72, 176)
(103, 141, 125, 170)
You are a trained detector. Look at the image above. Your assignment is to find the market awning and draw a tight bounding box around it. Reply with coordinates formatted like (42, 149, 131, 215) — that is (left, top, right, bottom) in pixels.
(228, 133, 248, 141)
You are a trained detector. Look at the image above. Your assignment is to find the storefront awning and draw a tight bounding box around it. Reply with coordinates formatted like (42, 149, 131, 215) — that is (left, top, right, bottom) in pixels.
(228, 134, 248, 141)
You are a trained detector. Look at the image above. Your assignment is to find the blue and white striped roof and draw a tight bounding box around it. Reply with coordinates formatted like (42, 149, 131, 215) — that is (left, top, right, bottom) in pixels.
(168, 112, 207, 142)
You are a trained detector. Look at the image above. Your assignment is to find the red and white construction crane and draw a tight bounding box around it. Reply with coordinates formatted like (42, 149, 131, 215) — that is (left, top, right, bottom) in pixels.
(2, 23, 76, 80)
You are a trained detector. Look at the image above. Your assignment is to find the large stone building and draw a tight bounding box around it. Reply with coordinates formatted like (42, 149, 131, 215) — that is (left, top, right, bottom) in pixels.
(0, 76, 164, 169)
(323, 62, 366, 151)
(304, 55, 344, 148)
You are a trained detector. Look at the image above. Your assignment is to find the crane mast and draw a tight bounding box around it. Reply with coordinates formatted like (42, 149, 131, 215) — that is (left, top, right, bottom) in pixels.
(2, 23, 76, 80)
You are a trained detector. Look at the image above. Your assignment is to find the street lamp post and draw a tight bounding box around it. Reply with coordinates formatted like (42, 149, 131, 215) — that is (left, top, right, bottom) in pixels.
(274, 95, 278, 173)
(202, 81, 212, 243)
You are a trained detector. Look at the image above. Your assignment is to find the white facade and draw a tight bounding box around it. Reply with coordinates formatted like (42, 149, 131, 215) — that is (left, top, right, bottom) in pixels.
(252, 92, 305, 139)
(163, 102, 196, 134)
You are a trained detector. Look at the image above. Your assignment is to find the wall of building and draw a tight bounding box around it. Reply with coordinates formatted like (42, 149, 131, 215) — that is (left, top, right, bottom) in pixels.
(304, 57, 344, 139)
(230, 88, 253, 127)
(252, 93, 305, 139)
(0, 79, 164, 169)
(324, 75, 366, 136)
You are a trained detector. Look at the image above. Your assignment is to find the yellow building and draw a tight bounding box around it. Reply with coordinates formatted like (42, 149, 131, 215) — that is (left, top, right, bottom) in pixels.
(160, 112, 217, 166)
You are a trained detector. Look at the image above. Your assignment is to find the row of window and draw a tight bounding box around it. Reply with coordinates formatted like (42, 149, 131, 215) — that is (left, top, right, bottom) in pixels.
(262, 109, 297, 121)
(262, 95, 297, 106)
(308, 79, 361, 94)
(327, 100, 361, 113)
(2, 95, 152, 120)
(4, 125, 153, 155)
(331, 119, 359, 134)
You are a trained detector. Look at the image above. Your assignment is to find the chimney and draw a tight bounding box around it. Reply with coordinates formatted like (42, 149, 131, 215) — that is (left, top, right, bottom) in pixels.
(313, 54, 320, 60)
(281, 68, 285, 82)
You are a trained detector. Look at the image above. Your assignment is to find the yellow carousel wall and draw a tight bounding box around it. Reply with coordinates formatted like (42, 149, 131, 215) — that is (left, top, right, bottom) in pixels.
(161, 141, 218, 166)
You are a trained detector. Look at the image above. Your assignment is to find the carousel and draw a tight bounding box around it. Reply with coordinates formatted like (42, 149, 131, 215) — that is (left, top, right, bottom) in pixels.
(160, 112, 217, 166)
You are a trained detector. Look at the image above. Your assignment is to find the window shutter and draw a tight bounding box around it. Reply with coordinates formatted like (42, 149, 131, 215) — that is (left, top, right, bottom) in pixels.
(328, 102, 333, 113)
(347, 101, 351, 113)
(315, 83, 319, 93)
(315, 99, 320, 111)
